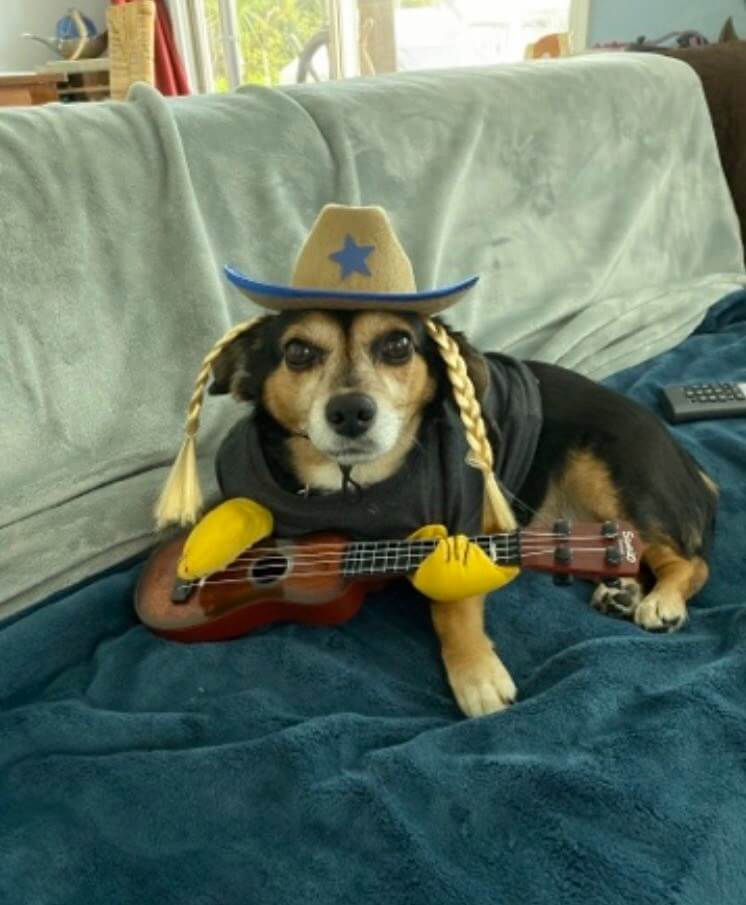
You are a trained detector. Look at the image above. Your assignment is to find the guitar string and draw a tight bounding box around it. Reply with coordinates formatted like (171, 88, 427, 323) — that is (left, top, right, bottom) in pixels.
(192, 546, 613, 587)
(209, 543, 615, 578)
(226, 531, 615, 564)
(230, 528, 603, 551)
(231, 539, 518, 564)
(221, 537, 591, 567)
(222, 538, 609, 570)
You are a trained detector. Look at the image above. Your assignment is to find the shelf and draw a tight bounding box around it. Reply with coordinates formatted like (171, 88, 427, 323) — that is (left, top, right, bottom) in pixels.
(39, 58, 111, 76)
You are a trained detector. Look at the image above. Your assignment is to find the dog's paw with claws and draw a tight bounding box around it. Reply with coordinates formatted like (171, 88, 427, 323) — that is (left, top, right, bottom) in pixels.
(592, 579, 687, 632)
(633, 590, 688, 632)
(592, 578, 643, 618)
(445, 649, 517, 718)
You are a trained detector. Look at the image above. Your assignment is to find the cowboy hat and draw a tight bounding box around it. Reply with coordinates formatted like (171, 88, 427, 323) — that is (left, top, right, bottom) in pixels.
(224, 204, 478, 316)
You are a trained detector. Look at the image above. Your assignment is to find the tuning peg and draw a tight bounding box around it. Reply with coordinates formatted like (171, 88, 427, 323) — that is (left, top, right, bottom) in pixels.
(605, 544, 622, 566)
(554, 573, 574, 586)
(601, 520, 620, 538)
(554, 518, 572, 536)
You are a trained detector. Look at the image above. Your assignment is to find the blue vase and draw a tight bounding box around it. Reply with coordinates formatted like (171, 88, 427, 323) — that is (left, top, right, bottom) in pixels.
(56, 10, 98, 40)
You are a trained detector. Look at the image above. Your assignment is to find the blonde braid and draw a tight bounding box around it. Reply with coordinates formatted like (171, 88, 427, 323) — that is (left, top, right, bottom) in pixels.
(154, 316, 264, 529)
(424, 318, 517, 533)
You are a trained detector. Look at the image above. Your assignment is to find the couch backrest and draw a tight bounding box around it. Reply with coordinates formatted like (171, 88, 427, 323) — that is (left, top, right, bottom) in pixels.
(654, 40, 746, 262)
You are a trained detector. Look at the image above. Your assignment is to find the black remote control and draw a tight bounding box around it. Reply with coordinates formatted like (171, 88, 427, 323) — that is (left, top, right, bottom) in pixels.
(660, 382, 746, 423)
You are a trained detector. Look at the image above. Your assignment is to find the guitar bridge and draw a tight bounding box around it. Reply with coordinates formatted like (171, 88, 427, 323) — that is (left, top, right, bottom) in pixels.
(170, 580, 194, 605)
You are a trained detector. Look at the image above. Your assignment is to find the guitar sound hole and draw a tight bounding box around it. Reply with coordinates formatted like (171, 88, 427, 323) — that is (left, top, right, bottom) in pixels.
(250, 555, 289, 585)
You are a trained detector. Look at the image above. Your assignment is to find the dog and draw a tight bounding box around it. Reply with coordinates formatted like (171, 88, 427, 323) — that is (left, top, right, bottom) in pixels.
(208, 308, 718, 718)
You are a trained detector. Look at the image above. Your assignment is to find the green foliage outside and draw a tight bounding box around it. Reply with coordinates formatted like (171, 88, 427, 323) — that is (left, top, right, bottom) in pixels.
(205, 0, 437, 90)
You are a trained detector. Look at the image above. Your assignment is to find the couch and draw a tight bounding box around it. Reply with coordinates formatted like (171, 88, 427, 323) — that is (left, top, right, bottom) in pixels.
(1, 51, 745, 905)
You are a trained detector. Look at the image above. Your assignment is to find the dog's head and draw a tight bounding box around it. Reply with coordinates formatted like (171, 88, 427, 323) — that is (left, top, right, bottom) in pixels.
(210, 309, 488, 488)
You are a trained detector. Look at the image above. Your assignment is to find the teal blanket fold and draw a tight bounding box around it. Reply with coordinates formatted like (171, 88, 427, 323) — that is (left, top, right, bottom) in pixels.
(0, 54, 743, 614)
(1, 293, 745, 904)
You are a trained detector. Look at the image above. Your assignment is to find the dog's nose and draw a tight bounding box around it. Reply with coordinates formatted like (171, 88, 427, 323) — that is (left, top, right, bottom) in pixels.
(325, 393, 377, 438)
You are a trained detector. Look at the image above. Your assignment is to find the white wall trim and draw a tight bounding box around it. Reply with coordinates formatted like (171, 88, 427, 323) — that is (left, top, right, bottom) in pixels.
(568, 0, 591, 51)
(217, 0, 242, 89)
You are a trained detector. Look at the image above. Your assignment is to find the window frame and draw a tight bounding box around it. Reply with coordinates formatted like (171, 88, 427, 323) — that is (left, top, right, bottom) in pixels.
(568, 0, 590, 53)
(168, 0, 591, 92)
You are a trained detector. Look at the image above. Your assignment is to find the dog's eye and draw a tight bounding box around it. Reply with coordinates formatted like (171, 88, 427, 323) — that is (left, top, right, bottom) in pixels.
(284, 340, 319, 370)
(379, 332, 413, 365)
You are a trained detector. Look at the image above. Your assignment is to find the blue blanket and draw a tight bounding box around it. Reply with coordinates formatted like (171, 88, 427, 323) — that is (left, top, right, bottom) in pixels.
(1, 295, 745, 905)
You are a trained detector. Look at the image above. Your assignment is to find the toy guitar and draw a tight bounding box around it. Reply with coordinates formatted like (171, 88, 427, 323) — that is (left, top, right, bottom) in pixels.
(136, 520, 642, 642)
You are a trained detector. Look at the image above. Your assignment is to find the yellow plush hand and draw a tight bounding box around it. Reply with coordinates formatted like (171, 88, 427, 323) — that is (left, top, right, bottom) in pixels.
(408, 524, 519, 603)
(177, 498, 274, 581)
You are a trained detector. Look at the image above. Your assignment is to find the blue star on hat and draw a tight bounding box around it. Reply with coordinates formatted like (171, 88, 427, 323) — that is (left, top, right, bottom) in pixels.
(329, 234, 375, 279)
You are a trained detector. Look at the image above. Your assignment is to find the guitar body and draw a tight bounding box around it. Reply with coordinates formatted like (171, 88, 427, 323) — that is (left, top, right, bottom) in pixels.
(136, 533, 382, 643)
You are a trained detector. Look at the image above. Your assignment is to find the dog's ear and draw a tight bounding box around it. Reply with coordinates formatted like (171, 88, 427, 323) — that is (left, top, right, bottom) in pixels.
(719, 16, 739, 43)
(208, 316, 277, 400)
(429, 318, 490, 404)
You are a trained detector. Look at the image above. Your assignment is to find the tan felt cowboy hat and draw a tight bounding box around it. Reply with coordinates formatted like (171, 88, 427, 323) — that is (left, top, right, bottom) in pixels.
(224, 204, 479, 316)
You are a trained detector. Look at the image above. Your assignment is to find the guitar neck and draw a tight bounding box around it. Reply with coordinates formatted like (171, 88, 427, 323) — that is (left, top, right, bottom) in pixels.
(342, 534, 520, 579)
(341, 521, 641, 582)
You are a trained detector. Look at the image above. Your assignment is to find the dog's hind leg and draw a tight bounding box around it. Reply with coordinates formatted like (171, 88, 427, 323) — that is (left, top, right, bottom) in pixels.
(632, 544, 709, 632)
(430, 595, 516, 717)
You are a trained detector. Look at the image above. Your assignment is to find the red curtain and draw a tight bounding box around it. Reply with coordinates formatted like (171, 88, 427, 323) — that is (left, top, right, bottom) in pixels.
(111, 0, 190, 95)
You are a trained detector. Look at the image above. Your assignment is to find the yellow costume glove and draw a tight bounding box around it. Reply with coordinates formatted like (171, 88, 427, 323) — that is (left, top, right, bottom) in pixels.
(177, 498, 274, 581)
(408, 524, 520, 602)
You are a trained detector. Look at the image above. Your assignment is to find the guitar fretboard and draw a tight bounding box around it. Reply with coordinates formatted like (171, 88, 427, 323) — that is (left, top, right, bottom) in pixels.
(341, 534, 522, 578)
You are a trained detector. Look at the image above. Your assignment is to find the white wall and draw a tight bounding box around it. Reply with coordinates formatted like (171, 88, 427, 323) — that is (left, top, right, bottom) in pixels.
(0, 0, 110, 72)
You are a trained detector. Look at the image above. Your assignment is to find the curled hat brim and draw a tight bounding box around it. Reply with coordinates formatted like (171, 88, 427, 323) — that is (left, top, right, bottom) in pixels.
(224, 266, 479, 316)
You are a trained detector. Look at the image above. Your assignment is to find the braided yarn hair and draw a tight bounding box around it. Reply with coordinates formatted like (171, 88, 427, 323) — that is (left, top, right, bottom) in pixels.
(423, 319, 516, 533)
(154, 316, 263, 528)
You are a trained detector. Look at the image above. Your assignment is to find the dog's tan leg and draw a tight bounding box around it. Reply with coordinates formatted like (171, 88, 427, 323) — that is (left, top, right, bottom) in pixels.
(634, 544, 709, 632)
(430, 595, 516, 717)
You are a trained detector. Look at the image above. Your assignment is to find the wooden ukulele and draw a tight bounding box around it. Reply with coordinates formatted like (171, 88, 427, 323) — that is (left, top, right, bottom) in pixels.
(135, 520, 643, 643)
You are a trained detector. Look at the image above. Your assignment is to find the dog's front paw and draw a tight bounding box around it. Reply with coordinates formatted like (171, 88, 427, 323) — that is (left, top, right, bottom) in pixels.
(633, 590, 688, 632)
(444, 648, 517, 718)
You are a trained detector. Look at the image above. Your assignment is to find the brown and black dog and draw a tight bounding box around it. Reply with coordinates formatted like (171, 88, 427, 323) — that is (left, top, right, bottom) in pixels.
(209, 309, 718, 717)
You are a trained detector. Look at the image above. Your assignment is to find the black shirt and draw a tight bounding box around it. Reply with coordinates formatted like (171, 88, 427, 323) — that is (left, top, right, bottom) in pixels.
(215, 353, 542, 540)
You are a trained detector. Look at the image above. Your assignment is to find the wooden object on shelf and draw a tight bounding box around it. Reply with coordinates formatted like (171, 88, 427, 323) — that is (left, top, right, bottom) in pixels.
(525, 33, 571, 60)
(0, 72, 61, 107)
(42, 58, 111, 103)
(107, 0, 156, 100)
(63, 70, 110, 102)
